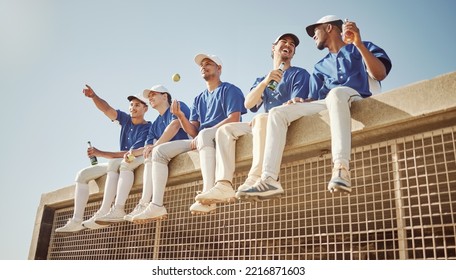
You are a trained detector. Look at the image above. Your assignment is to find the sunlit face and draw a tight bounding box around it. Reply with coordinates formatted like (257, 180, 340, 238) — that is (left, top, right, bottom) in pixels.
(313, 24, 328, 50)
(147, 91, 167, 109)
(272, 36, 296, 60)
(129, 99, 147, 117)
(200, 58, 220, 81)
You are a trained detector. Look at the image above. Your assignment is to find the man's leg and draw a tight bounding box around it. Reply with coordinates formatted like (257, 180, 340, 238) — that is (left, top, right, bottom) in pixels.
(325, 87, 362, 193)
(238, 101, 327, 200)
(132, 140, 193, 223)
(55, 163, 109, 233)
(125, 157, 153, 222)
(81, 158, 123, 229)
(237, 113, 268, 192)
(97, 156, 145, 224)
(196, 123, 251, 204)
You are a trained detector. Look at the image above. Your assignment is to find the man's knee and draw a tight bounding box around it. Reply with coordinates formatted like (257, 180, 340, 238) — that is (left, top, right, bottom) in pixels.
(152, 146, 171, 165)
(326, 87, 353, 104)
(216, 123, 236, 141)
(197, 128, 216, 150)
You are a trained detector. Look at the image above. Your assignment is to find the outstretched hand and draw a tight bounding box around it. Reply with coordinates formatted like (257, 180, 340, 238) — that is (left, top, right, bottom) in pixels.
(83, 84, 96, 98)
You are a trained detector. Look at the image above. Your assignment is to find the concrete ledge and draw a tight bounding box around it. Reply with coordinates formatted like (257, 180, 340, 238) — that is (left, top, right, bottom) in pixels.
(168, 71, 456, 181)
(37, 71, 456, 206)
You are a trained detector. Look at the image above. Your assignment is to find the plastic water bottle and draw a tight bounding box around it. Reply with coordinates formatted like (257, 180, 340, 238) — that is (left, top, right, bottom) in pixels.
(87, 141, 98, 165)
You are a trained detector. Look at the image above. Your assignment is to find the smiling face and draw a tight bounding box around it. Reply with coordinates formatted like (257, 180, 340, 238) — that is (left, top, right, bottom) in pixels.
(128, 99, 148, 118)
(312, 24, 329, 50)
(272, 36, 296, 61)
(147, 91, 167, 109)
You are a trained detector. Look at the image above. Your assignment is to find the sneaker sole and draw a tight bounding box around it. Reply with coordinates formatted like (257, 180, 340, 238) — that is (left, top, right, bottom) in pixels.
(197, 196, 236, 205)
(95, 219, 126, 226)
(328, 182, 352, 194)
(236, 191, 284, 201)
(132, 214, 167, 224)
(55, 228, 86, 234)
(190, 209, 216, 215)
(83, 224, 109, 230)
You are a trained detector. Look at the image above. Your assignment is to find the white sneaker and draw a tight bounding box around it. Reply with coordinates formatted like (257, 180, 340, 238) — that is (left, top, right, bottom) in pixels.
(55, 218, 85, 233)
(95, 205, 126, 225)
(195, 182, 236, 205)
(82, 211, 110, 230)
(327, 164, 352, 193)
(236, 176, 284, 201)
(131, 203, 167, 224)
(236, 175, 260, 192)
(124, 201, 149, 222)
(189, 202, 216, 215)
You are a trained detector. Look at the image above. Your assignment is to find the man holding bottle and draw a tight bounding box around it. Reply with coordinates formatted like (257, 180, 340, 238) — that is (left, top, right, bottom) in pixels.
(236, 15, 392, 201)
(94, 85, 191, 225)
(55, 85, 150, 233)
(194, 33, 311, 205)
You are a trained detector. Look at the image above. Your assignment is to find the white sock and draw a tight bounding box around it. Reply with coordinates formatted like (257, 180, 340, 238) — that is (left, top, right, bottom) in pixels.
(114, 170, 134, 206)
(98, 171, 119, 213)
(200, 146, 216, 192)
(334, 159, 349, 169)
(140, 160, 153, 203)
(73, 183, 89, 221)
(151, 162, 168, 206)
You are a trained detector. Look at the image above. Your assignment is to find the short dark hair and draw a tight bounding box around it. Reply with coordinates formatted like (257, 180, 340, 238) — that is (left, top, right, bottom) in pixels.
(163, 92, 172, 105)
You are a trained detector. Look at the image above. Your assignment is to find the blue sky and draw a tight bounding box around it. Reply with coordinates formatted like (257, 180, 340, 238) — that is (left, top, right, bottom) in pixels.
(0, 0, 455, 260)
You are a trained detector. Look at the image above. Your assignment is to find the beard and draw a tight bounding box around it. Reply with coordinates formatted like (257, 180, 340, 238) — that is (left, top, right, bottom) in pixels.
(316, 40, 325, 50)
(203, 72, 216, 81)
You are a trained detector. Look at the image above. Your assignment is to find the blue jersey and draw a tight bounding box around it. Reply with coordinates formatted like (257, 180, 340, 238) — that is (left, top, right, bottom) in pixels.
(145, 101, 190, 145)
(190, 82, 246, 130)
(310, 41, 392, 99)
(250, 66, 311, 113)
(116, 110, 151, 151)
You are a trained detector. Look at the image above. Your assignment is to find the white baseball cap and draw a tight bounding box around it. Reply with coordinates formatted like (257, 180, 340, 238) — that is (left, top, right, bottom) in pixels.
(273, 33, 300, 47)
(194, 53, 223, 67)
(305, 15, 343, 37)
(143, 84, 169, 99)
(127, 94, 148, 106)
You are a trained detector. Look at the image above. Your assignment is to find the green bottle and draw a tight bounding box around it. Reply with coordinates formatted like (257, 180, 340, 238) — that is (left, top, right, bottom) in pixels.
(267, 62, 285, 91)
(87, 141, 98, 165)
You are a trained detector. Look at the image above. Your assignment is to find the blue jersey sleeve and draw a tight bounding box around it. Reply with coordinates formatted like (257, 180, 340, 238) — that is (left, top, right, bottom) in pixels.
(289, 68, 311, 100)
(223, 84, 246, 116)
(116, 110, 130, 125)
(364, 41, 392, 76)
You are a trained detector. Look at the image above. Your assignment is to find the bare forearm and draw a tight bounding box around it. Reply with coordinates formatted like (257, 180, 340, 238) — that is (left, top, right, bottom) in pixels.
(154, 120, 181, 146)
(92, 94, 117, 120)
(97, 150, 127, 159)
(357, 44, 387, 81)
(178, 116, 199, 138)
(213, 112, 241, 129)
(245, 82, 266, 109)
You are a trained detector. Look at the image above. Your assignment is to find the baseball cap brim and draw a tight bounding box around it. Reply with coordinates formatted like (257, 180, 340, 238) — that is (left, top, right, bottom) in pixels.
(274, 33, 300, 47)
(305, 15, 343, 37)
(194, 54, 223, 67)
(143, 85, 169, 99)
(127, 95, 147, 106)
